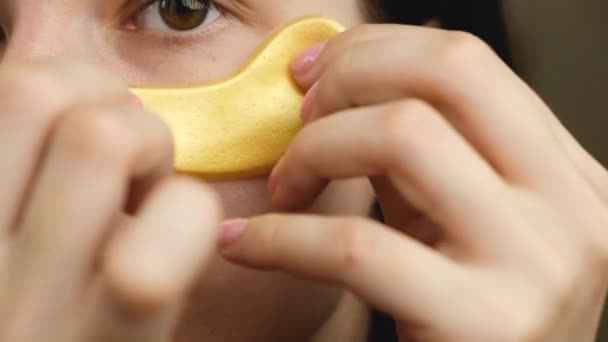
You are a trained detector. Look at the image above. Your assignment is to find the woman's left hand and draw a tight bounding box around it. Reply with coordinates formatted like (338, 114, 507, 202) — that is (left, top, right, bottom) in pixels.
(218, 25, 608, 341)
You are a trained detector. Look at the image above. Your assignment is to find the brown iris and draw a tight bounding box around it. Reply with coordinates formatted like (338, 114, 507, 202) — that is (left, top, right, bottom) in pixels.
(159, 0, 210, 31)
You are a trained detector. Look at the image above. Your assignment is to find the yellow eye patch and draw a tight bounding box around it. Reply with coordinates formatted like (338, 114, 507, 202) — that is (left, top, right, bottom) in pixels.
(129, 16, 344, 180)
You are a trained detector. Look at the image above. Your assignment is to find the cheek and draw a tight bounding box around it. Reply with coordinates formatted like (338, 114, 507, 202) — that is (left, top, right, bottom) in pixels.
(210, 178, 274, 218)
(178, 258, 344, 342)
(176, 177, 373, 341)
(108, 22, 267, 85)
(104, 0, 366, 85)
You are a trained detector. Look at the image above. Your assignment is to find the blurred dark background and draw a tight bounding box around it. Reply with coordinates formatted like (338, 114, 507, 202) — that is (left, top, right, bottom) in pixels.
(503, 0, 608, 166)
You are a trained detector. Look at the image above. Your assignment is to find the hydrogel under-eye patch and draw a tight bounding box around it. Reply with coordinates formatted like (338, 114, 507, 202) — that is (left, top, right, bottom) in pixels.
(130, 16, 344, 180)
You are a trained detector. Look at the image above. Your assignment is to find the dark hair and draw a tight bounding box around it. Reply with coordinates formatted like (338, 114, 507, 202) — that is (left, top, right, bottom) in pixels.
(365, 1, 512, 341)
(365, 0, 512, 64)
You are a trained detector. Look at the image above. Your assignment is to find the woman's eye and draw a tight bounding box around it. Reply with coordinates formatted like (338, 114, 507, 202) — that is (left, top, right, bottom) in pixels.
(135, 0, 222, 32)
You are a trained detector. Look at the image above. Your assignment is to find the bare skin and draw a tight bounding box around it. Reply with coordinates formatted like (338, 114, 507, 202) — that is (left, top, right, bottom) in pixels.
(0, 1, 373, 341)
(221, 25, 608, 342)
(1, 1, 607, 342)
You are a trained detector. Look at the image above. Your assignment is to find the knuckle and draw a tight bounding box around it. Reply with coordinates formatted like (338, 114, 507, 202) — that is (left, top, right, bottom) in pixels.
(481, 288, 549, 341)
(56, 110, 134, 166)
(0, 64, 64, 115)
(438, 31, 494, 75)
(283, 134, 312, 176)
(586, 213, 608, 267)
(329, 48, 358, 85)
(331, 218, 375, 271)
(546, 264, 578, 307)
(321, 24, 373, 70)
(381, 100, 438, 163)
(105, 254, 178, 313)
(532, 248, 580, 314)
(592, 239, 608, 268)
(503, 310, 547, 341)
(513, 296, 556, 342)
(255, 214, 285, 258)
(140, 112, 175, 162)
(189, 182, 223, 220)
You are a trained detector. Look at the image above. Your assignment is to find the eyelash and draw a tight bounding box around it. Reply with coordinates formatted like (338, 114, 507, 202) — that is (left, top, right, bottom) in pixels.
(124, 0, 229, 42)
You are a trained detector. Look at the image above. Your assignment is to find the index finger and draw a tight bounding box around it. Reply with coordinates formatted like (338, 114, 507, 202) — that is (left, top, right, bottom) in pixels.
(219, 214, 461, 326)
(299, 27, 581, 193)
(293, 24, 407, 89)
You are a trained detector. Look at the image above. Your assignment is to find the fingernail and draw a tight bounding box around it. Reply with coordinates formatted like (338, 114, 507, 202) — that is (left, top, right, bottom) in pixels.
(219, 219, 248, 247)
(292, 42, 325, 76)
(131, 93, 144, 108)
(301, 83, 319, 123)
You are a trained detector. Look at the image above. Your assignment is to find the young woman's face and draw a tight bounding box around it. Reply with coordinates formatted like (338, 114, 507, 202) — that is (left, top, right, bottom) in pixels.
(0, 1, 374, 340)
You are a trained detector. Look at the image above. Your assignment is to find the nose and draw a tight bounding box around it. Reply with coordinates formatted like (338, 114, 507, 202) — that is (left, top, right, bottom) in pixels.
(2, 8, 95, 63)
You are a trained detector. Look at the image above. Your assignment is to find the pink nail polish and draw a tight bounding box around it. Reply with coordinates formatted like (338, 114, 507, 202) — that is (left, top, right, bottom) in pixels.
(219, 219, 248, 247)
(301, 83, 319, 122)
(131, 93, 144, 108)
(292, 42, 326, 75)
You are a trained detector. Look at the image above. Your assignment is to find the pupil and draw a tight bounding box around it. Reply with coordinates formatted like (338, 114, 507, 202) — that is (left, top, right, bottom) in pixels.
(159, 0, 209, 31)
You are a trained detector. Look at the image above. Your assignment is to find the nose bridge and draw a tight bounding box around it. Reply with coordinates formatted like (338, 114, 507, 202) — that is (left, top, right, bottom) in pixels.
(3, 3, 88, 62)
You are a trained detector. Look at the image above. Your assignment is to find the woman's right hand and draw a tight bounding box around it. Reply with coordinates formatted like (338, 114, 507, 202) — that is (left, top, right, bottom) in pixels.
(0, 60, 222, 342)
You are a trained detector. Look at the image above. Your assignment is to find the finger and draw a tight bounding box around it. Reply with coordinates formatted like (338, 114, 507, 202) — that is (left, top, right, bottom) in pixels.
(302, 31, 582, 192)
(86, 178, 221, 342)
(219, 214, 459, 325)
(302, 26, 606, 203)
(6, 103, 173, 322)
(293, 24, 402, 89)
(371, 177, 441, 246)
(0, 60, 131, 233)
(271, 99, 510, 246)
